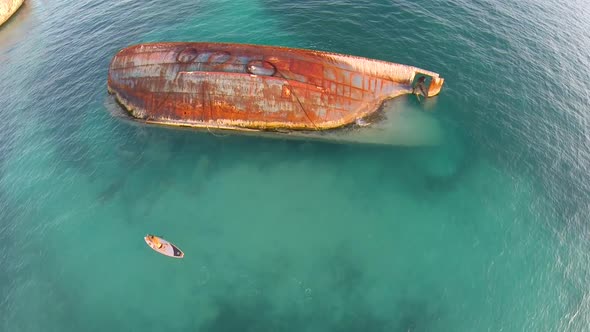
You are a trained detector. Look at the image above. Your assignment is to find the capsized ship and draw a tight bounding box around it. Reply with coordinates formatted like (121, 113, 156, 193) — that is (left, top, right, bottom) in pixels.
(107, 42, 445, 145)
(0, 0, 24, 26)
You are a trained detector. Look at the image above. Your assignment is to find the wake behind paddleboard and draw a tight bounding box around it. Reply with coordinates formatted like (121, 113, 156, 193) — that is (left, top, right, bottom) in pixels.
(144, 234, 184, 259)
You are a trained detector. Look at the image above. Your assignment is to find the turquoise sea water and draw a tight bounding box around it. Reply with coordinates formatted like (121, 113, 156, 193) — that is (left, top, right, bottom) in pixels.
(1, 0, 589, 331)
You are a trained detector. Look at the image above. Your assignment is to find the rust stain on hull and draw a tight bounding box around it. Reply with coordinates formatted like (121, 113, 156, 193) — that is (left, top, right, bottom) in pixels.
(107, 42, 444, 132)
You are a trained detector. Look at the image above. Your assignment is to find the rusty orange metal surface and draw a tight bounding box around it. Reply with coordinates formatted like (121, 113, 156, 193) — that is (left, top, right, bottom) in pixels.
(107, 42, 444, 132)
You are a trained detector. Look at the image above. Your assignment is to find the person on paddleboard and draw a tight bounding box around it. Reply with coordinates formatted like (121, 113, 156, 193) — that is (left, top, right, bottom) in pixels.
(148, 235, 163, 249)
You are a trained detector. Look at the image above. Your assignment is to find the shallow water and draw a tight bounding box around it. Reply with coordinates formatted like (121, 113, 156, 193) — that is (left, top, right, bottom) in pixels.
(1, 0, 589, 331)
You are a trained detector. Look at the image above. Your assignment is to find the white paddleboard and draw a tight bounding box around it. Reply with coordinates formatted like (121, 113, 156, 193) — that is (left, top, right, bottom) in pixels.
(144, 234, 184, 259)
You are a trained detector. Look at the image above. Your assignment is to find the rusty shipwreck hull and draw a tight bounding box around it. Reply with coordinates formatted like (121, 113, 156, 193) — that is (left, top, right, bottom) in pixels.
(0, 0, 24, 26)
(107, 42, 444, 135)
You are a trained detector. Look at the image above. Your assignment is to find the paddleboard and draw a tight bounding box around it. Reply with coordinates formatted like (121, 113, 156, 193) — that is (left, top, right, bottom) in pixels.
(144, 234, 184, 259)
